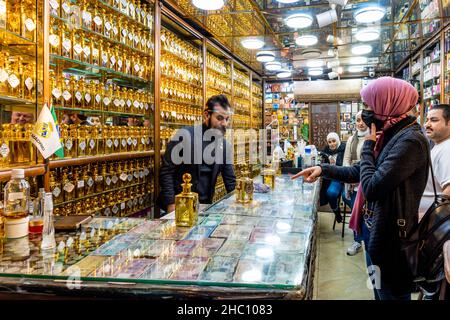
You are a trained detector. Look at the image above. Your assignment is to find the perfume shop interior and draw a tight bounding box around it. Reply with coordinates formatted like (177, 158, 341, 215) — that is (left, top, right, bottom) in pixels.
(0, 0, 449, 300)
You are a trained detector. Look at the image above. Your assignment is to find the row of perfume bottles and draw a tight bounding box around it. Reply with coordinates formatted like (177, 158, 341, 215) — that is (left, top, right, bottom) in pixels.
(234, 98, 251, 116)
(160, 29, 202, 68)
(0, 0, 37, 42)
(252, 85, 262, 97)
(53, 184, 152, 217)
(206, 53, 229, 75)
(160, 127, 176, 150)
(0, 124, 35, 168)
(57, 124, 153, 159)
(207, 72, 231, 93)
(50, 0, 154, 29)
(232, 115, 251, 128)
(233, 69, 250, 87)
(160, 78, 203, 106)
(160, 101, 202, 124)
(234, 82, 251, 99)
(50, 22, 153, 80)
(0, 53, 37, 101)
(160, 55, 202, 87)
(205, 14, 232, 39)
(50, 73, 152, 114)
(50, 158, 153, 204)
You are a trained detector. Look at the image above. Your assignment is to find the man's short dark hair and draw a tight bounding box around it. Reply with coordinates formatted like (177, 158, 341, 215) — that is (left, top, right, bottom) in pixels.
(432, 104, 450, 123)
(205, 94, 231, 112)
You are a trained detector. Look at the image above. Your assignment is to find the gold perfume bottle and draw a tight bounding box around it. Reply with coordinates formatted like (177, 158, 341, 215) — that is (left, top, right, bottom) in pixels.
(86, 126, 96, 156)
(22, 0, 37, 42)
(77, 125, 87, 157)
(50, 171, 63, 205)
(96, 125, 104, 155)
(84, 166, 94, 196)
(74, 167, 85, 198)
(22, 63, 35, 101)
(0, 124, 11, 168)
(62, 169, 75, 202)
(49, 20, 60, 56)
(74, 77, 84, 109)
(62, 76, 74, 108)
(262, 169, 275, 190)
(94, 164, 105, 193)
(6, 0, 21, 35)
(94, 82, 103, 110)
(104, 163, 112, 191)
(235, 170, 254, 204)
(84, 81, 93, 109)
(103, 126, 113, 154)
(175, 173, 199, 227)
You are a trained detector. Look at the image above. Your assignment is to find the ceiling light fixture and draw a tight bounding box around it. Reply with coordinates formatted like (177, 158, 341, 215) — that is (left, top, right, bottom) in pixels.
(256, 51, 276, 62)
(265, 61, 282, 71)
(241, 38, 265, 50)
(355, 28, 380, 42)
(349, 65, 364, 73)
(350, 56, 368, 65)
(285, 13, 313, 29)
(277, 70, 292, 78)
(295, 35, 318, 47)
(192, 0, 225, 10)
(276, 0, 299, 3)
(354, 6, 386, 24)
(308, 68, 323, 76)
(306, 59, 324, 68)
(352, 44, 372, 55)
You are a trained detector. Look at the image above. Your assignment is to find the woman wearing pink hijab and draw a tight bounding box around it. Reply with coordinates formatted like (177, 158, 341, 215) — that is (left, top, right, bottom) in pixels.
(293, 77, 429, 300)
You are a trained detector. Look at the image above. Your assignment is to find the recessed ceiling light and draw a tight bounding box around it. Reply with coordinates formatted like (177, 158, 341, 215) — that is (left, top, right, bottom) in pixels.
(354, 6, 386, 24)
(352, 44, 372, 55)
(295, 35, 318, 47)
(308, 68, 323, 76)
(192, 0, 225, 10)
(355, 28, 380, 42)
(277, 70, 292, 78)
(276, 0, 299, 3)
(300, 48, 322, 59)
(306, 59, 324, 68)
(256, 51, 275, 62)
(265, 61, 282, 71)
(241, 38, 265, 50)
(350, 56, 368, 65)
(349, 65, 364, 73)
(285, 13, 313, 29)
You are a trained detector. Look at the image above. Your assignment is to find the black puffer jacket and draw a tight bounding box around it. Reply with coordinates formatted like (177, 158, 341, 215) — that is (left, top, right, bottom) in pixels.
(321, 116, 429, 295)
(321, 143, 346, 166)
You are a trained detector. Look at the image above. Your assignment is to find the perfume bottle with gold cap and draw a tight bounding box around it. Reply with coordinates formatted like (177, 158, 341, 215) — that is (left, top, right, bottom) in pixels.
(86, 126, 97, 156)
(0, 124, 11, 168)
(235, 169, 254, 204)
(103, 126, 113, 154)
(96, 125, 104, 155)
(175, 173, 199, 227)
(84, 166, 94, 196)
(50, 171, 63, 204)
(62, 169, 75, 202)
(73, 167, 85, 198)
(77, 125, 87, 157)
(262, 168, 275, 190)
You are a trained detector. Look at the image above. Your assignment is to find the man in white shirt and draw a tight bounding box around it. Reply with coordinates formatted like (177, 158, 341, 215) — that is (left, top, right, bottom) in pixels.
(419, 104, 450, 220)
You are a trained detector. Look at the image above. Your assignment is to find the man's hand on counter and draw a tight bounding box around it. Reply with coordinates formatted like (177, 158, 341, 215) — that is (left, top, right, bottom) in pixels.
(167, 204, 175, 213)
(291, 166, 322, 183)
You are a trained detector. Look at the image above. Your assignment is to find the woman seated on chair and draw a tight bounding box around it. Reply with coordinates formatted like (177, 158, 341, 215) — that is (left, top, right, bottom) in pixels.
(342, 111, 370, 256)
(319, 132, 346, 223)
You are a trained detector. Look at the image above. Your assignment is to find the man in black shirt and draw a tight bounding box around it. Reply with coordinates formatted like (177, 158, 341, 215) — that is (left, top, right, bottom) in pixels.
(158, 95, 236, 213)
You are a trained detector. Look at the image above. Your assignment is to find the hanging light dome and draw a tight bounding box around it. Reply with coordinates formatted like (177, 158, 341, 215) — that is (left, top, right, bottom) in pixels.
(285, 13, 313, 29)
(241, 38, 265, 50)
(256, 51, 276, 63)
(351, 44, 372, 55)
(265, 61, 282, 71)
(355, 28, 380, 42)
(349, 65, 364, 73)
(308, 68, 323, 76)
(277, 70, 292, 78)
(350, 56, 368, 65)
(354, 6, 386, 24)
(192, 0, 225, 10)
(306, 59, 324, 68)
(295, 35, 318, 47)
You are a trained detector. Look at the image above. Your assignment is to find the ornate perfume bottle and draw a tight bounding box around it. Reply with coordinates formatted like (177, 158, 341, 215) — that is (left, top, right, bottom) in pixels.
(262, 168, 275, 190)
(235, 170, 254, 204)
(175, 173, 199, 227)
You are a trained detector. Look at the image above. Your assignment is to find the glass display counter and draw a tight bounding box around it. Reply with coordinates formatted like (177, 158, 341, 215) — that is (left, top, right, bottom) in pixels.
(0, 175, 319, 299)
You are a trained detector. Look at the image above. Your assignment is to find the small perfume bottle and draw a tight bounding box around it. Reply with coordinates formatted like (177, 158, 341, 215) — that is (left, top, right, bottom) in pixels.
(262, 168, 275, 190)
(50, 170, 63, 204)
(235, 170, 254, 204)
(175, 173, 199, 227)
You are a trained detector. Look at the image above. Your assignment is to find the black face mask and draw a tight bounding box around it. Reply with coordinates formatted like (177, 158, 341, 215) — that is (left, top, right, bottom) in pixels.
(361, 110, 384, 131)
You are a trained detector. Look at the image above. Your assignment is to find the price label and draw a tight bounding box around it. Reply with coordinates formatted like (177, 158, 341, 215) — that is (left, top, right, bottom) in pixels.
(113, 26, 118, 36)
(8, 74, 20, 88)
(112, 175, 118, 184)
(139, 171, 144, 179)
(52, 186, 61, 198)
(121, 29, 128, 38)
(127, 174, 133, 182)
(127, 137, 133, 145)
(49, 0, 59, 10)
(106, 177, 112, 186)
(117, 59, 123, 68)
(85, 93, 91, 103)
(144, 103, 149, 110)
(0, 69, 8, 83)
(134, 35, 139, 44)
(83, 46, 91, 56)
(133, 171, 139, 179)
(127, 99, 132, 107)
(82, 11, 92, 24)
(133, 100, 140, 108)
(64, 182, 75, 193)
(89, 139, 95, 149)
(25, 18, 36, 32)
(141, 38, 146, 47)
(120, 203, 125, 210)
(120, 99, 125, 107)
(114, 139, 119, 148)
(79, 140, 86, 150)
(141, 137, 146, 145)
(87, 177, 94, 187)
(144, 168, 150, 176)
(49, 34, 60, 47)
(110, 55, 116, 66)
(62, 39, 71, 52)
(114, 99, 121, 107)
(0, 143, 10, 158)
(133, 198, 138, 206)
(104, 207, 111, 216)
(106, 139, 113, 148)
(93, 16, 102, 26)
(62, 90, 71, 101)
(92, 48, 99, 57)
(73, 44, 83, 55)
(75, 91, 83, 101)
(134, 64, 140, 72)
(65, 139, 73, 150)
(77, 180, 85, 188)
(127, 200, 133, 209)
(121, 139, 127, 147)
(112, 205, 119, 214)
(128, 32, 134, 41)
(120, 173, 128, 181)
(62, 2, 71, 14)
(133, 138, 138, 147)
(102, 53, 108, 64)
(25, 77, 34, 91)
(139, 197, 144, 205)
(95, 94, 102, 103)
(103, 97, 111, 105)
(105, 21, 112, 31)
(95, 176, 104, 182)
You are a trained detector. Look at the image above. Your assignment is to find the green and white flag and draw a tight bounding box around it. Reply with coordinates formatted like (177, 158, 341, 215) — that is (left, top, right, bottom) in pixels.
(50, 104, 64, 159)
(31, 104, 63, 159)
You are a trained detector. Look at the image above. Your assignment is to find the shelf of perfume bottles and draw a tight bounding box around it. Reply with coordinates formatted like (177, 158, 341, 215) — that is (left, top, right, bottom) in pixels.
(160, 29, 203, 69)
(0, 0, 38, 45)
(0, 123, 38, 170)
(206, 73, 232, 95)
(50, 124, 153, 162)
(0, 53, 38, 103)
(160, 101, 202, 125)
(160, 127, 176, 150)
(50, 73, 153, 115)
(161, 72, 203, 90)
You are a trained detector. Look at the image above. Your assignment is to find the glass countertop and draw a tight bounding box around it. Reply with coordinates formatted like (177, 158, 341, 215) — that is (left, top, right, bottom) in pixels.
(0, 176, 319, 292)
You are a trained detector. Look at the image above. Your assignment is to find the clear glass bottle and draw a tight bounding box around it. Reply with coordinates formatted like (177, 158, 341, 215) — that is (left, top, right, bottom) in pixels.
(3, 169, 30, 219)
(29, 187, 45, 234)
(41, 193, 56, 250)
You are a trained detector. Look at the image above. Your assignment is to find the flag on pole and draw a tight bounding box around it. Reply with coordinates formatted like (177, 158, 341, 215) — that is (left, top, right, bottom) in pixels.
(50, 104, 64, 158)
(31, 104, 63, 159)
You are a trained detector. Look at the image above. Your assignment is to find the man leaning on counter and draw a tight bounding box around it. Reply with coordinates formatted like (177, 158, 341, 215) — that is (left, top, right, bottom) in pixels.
(158, 94, 236, 214)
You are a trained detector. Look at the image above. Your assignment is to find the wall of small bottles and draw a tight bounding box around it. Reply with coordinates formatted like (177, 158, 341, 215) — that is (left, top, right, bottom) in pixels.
(49, 157, 154, 217)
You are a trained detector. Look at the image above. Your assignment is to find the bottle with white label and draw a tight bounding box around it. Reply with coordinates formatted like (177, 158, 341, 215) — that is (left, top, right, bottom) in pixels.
(23, 63, 35, 101)
(3, 169, 30, 220)
(41, 193, 56, 251)
(50, 171, 63, 204)
(74, 167, 85, 198)
(77, 125, 87, 157)
(7, 56, 22, 98)
(0, 124, 11, 168)
(62, 169, 75, 202)
(22, 0, 37, 42)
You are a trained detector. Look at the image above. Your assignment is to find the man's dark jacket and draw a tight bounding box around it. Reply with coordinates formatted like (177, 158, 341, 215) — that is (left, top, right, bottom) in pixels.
(158, 124, 236, 211)
(321, 116, 429, 295)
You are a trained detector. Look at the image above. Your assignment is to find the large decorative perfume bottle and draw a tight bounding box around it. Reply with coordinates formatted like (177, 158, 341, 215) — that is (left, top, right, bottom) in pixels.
(175, 173, 198, 227)
(235, 170, 254, 204)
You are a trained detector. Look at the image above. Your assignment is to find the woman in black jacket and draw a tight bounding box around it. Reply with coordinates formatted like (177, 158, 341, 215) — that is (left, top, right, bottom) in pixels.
(293, 77, 429, 300)
(319, 132, 346, 222)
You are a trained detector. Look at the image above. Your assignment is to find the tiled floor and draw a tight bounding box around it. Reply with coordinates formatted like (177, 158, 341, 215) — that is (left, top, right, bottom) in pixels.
(313, 211, 374, 300)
